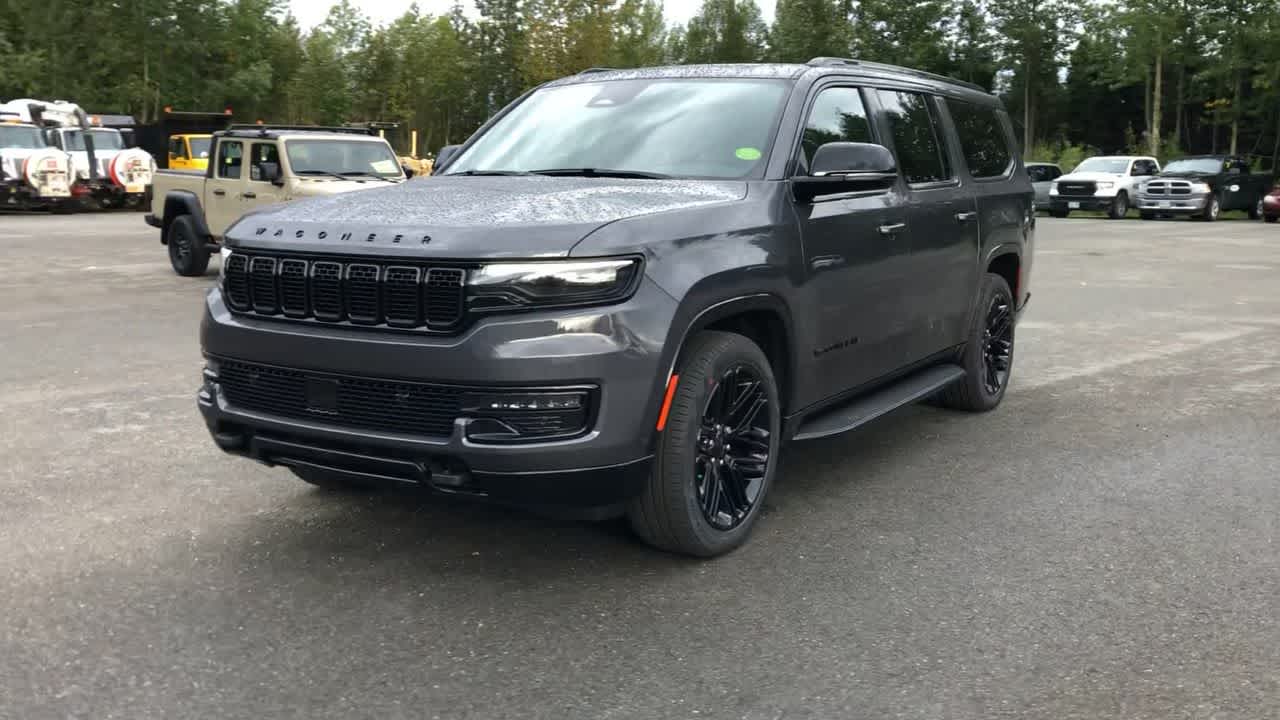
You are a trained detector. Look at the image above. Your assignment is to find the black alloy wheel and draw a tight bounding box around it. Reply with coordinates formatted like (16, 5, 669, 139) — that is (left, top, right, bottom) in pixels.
(695, 365, 772, 531)
(981, 292, 1014, 395)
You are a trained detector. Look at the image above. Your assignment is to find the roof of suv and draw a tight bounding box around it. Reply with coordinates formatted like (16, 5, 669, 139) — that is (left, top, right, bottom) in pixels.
(549, 58, 996, 104)
(219, 126, 389, 142)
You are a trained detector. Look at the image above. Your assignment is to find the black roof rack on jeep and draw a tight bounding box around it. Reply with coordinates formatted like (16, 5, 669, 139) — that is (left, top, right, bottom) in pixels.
(806, 57, 986, 93)
(225, 124, 377, 137)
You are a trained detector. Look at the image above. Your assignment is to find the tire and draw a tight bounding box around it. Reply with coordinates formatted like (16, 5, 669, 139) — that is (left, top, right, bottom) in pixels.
(1049, 209, 1068, 219)
(939, 273, 1015, 413)
(1139, 210, 1156, 221)
(1107, 192, 1129, 219)
(1249, 197, 1264, 220)
(628, 331, 781, 558)
(290, 467, 374, 492)
(166, 214, 211, 276)
(1199, 195, 1221, 222)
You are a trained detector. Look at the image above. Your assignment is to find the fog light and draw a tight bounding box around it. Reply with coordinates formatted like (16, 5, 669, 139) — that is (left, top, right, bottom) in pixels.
(462, 390, 592, 443)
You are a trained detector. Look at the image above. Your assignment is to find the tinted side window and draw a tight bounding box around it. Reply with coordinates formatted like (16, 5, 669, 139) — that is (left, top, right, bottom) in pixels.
(249, 142, 280, 182)
(217, 140, 243, 179)
(801, 87, 872, 168)
(877, 90, 952, 184)
(948, 99, 1013, 178)
(1027, 166, 1050, 183)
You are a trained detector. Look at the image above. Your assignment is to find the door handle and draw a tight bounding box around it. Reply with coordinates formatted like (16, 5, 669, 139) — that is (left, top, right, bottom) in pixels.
(241, 191, 257, 199)
(212, 189, 226, 196)
(955, 211, 978, 222)
(878, 223, 907, 236)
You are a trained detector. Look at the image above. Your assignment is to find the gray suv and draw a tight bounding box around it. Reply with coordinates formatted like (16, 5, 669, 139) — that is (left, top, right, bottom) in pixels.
(199, 59, 1034, 557)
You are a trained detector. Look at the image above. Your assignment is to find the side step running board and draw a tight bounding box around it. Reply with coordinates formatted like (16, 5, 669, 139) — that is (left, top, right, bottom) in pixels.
(791, 364, 966, 442)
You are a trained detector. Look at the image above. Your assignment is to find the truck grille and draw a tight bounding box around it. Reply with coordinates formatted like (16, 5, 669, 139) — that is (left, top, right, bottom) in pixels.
(216, 359, 464, 438)
(1141, 180, 1194, 196)
(1057, 181, 1096, 196)
(223, 252, 466, 332)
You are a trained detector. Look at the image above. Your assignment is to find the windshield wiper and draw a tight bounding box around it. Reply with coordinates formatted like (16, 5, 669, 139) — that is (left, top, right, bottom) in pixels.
(529, 168, 672, 180)
(339, 171, 397, 182)
(295, 170, 353, 181)
(446, 170, 537, 176)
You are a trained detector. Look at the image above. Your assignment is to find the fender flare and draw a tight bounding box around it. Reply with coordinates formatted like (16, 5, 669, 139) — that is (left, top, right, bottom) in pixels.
(643, 292, 798, 449)
(160, 191, 210, 244)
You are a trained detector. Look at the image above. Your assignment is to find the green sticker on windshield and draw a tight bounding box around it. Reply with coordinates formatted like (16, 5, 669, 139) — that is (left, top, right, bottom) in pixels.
(735, 147, 762, 161)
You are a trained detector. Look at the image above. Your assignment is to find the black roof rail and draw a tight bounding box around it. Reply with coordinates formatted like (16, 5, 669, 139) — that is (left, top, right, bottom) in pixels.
(225, 123, 377, 136)
(577, 67, 618, 74)
(806, 57, 986, 93)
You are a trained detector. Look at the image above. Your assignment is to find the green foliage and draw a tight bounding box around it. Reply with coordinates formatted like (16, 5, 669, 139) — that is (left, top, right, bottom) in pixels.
(1027, 140, 1095, 172)
(1, 0, 1278, 165)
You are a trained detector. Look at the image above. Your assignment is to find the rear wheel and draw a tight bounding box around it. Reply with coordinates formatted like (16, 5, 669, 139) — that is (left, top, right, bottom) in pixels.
(1107, 192, 1129, 220)
(1249, 197, 1264, 220)
(628, 331, 780, 557)
(939, 273, 1015, 412)
(166, 214, 211, 276)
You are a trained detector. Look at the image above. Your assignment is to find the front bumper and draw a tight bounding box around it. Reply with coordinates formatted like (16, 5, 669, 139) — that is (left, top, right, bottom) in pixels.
(1050, 195, 1113, 212)
(1136, 193, 1210, 214)
(198, 278, 678, 507)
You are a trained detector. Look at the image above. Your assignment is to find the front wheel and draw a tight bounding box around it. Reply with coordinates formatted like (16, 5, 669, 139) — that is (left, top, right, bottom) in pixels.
(166, 214, 211, 276)
(1200, 195, 1221, 222)
(1107, 192, 1129, 220)
(628, 331, 781, 557)
(939, 273, 1015, 412)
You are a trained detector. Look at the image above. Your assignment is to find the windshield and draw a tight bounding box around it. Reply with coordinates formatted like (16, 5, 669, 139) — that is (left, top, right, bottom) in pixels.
(447, 78, 790, 179)
(285, 139, 402, 178)
(62, 129, 125, 151)
(0, 125, 47, 149)
(1073, 157, 1130, 174)
(1162, 158, 1226, 174)
(189, 137, 212, 159)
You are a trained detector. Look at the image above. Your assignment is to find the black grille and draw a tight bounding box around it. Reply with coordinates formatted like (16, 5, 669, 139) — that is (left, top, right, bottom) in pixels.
(224, 252, 467, 332)
(1058, 181, 1096, 196)
(216, 360, 464, 438)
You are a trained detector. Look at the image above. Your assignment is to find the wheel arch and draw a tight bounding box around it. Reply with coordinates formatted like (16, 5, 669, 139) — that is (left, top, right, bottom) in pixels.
(647, 293, 798, 451)
(160, 191, 210, 243)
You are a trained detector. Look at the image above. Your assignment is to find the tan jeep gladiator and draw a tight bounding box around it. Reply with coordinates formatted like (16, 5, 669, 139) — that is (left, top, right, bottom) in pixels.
(146, 125, 407, 276)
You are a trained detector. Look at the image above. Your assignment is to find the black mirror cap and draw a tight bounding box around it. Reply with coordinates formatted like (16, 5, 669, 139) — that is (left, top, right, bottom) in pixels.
(259, 161, 284, 186)
(402, 164, 416, 178)
(810, 142, 897, 176)
(433, 144, 462, 175)
(794, 142, 898, 202)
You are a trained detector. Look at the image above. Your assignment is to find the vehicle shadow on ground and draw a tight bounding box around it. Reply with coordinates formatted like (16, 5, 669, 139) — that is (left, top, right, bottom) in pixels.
(222, 403, 952, 583)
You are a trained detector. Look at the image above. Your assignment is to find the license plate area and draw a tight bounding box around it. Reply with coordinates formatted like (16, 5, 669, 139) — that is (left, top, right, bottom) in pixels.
(1068, 201, 1081, 209)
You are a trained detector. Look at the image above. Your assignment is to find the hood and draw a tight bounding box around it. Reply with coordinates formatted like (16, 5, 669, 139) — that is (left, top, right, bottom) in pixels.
(1056, 171, 1126, 183)
(1155, 170, 1217, 180)
(226, 175, 747, 259)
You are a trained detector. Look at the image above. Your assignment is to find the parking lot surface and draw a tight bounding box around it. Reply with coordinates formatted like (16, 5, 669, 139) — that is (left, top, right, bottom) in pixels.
(3, 213, 1280, 719)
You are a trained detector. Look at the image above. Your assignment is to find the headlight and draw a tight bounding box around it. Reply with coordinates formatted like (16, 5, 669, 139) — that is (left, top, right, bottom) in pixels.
(1096, 181, 1114, 190)
(467, 258, 640, 312)
(1190, 182, 1211, 193)
(1049, 183, 1059, 195)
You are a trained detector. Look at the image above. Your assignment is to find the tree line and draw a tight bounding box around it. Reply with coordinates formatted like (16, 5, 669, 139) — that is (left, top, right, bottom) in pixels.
(3, 0, 1279, 168)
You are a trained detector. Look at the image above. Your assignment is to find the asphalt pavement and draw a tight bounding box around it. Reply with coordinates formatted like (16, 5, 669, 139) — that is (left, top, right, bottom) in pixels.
(3, 211, 1280, 719)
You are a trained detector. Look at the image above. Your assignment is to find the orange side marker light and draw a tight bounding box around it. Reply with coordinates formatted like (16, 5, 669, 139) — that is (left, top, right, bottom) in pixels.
(656, 374, 680, 431)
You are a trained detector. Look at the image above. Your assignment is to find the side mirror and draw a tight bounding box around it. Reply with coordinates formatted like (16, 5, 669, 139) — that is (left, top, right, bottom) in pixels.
(793, 142, 898, 202)
(259, 161, 283, 186)
(402, 164, 416, 178)
(433, 144, 462, 175)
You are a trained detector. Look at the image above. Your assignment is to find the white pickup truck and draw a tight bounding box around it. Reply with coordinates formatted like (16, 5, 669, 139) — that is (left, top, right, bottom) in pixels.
(1049, 155, 1161, 219)
(146, 125, 408, 276)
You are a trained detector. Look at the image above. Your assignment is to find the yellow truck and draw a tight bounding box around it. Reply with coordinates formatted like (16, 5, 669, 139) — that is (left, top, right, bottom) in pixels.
(166, 134, 212, 171)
